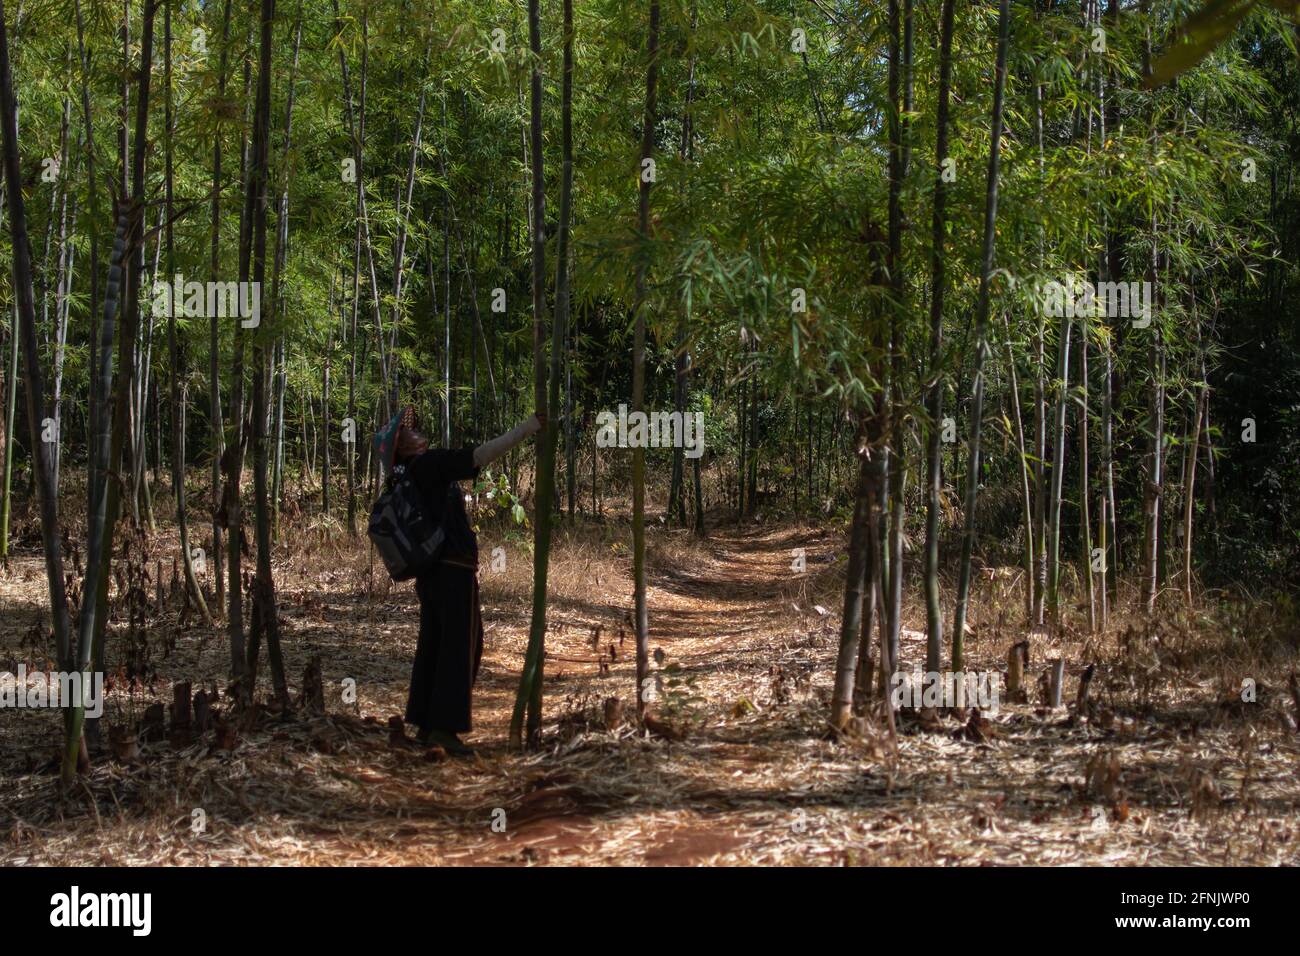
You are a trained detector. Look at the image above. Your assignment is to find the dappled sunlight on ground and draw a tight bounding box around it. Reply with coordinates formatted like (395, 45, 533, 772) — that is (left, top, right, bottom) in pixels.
(1, 511, 1298, 865)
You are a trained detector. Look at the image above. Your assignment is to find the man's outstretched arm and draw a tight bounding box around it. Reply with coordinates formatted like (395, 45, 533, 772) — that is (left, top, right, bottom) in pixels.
(472, 412, 546, 469)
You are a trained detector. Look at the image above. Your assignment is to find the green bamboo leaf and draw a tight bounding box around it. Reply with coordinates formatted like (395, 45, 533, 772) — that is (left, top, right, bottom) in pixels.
(1147, 0, 1256, 88)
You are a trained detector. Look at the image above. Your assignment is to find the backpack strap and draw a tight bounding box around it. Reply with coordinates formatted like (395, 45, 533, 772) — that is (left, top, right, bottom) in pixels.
(386, 461, 407, 491)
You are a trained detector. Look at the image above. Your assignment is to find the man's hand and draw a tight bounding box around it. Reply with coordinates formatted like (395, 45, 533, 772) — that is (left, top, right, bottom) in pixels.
(533, 411, 548, 434)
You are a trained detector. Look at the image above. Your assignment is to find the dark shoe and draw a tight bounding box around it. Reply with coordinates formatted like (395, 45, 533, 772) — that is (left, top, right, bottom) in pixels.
(424, 728, 475, 757)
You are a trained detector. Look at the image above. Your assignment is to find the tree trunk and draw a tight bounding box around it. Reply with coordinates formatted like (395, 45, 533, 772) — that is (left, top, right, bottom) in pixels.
(165, 2, 211, 625)
(950, 0, 1010, 671)
(831, 431, 874, 730)
(321, 347, 331, 516)
(565, 294, 577, 522)
(1182, 350, 1205, 604)
(51, 199, 75, 498)
(736, 367, 747, 518)
(1, 299, 17, 563)
(1, 0, 77, 785)
(1045, 308, 1072, 626)
(922, 0, 956, 673)
(441, 86, 451, 444)
(631, 0, 659, 721)
(268, 5, 302, 536)
(91, 0, 156, 697)
(1078, 313, 1095, 632)
(1142, 221, 1163, 615)
(386, 43, 429, 416)
(1004, 314, 1034, 620)
(509, 0, 560, 748)
(1031, 83, 1049, 626)
(224, 7, 257, 697)
(74, 0, 101, 540)
(246, 0, 288, 709)
(883, 0, 911, 681)
(209, 0, 232, 617)
(332, 1, 390, 425)
(46, 87, 71, 499)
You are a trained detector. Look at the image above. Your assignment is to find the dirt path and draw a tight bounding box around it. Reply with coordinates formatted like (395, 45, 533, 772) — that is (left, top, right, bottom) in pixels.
(2, 519, 1298, 865)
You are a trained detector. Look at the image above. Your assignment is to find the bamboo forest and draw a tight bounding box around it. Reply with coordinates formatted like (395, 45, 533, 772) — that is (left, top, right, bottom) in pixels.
(2, 0, 1300, 877)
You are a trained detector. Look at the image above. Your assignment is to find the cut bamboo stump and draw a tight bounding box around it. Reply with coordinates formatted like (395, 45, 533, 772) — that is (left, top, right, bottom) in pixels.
(109, 722, 141, 763)
(1048, 658, 1066, 709)
(141, 702, 166, 743)
(1288, 671, 1300, 733)
(193, 688, 212, 734)
(603, 697, 624, 730)
(1075, 663, 1096, 717)
(169, 680, 193, 747)
(301, 656, 325, 715)
(1006, 639, 1030, 702)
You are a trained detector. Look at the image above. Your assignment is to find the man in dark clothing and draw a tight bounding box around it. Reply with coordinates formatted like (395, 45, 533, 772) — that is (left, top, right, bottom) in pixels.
(374, 406, 543, 756)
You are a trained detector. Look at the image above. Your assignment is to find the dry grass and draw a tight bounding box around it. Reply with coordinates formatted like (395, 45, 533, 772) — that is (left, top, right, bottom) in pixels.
(1, 497, 1299, 866)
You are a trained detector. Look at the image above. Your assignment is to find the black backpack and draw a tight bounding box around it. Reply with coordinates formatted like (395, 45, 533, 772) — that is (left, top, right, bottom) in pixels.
(368, 464, 447, 581)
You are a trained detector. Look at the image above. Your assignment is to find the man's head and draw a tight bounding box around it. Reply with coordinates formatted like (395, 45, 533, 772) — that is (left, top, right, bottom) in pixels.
(396, 423, 430, 459)
(374, 405, 427, 474)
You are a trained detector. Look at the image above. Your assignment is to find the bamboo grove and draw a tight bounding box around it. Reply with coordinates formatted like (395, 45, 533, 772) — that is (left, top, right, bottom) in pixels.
(2, 0, 1298, 782)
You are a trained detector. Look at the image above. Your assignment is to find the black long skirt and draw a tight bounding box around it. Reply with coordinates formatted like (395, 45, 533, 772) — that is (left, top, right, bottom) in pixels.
(405, 563, 484, 735)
